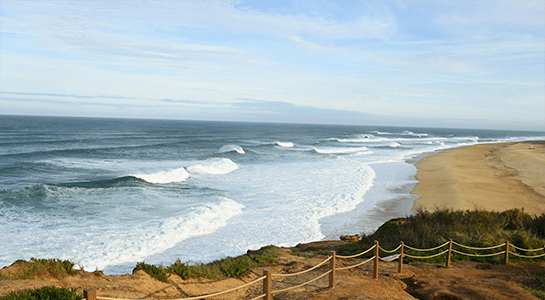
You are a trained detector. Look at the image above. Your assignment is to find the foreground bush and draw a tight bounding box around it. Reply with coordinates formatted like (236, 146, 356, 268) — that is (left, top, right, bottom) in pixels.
(348, 208, 545, 264)
(0, 258, 77, 280)
(137, 245, 279, 281)
(0, 286, 82, 300)
(134, 262, 170, 282)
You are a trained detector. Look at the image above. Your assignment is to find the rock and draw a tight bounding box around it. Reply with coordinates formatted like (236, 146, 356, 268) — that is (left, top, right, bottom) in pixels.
(340, 234, 361, 242)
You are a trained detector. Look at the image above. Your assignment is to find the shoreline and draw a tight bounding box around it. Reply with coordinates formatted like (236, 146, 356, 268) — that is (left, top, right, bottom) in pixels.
(411, 141, 545, 215)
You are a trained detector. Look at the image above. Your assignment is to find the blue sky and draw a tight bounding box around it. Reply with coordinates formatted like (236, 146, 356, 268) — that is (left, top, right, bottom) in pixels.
(0, 1, 544, 131)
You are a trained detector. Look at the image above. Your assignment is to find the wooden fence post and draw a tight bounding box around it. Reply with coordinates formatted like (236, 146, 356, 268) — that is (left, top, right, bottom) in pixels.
(84, 289, 96, 300)
(329, 251, 336, 288)
(398, 241, 404, 274)
(505, 241, 510, 265)
(446, 239, 452, 268)
(263, 269, 272, 300)
(373, 241, 379, 280)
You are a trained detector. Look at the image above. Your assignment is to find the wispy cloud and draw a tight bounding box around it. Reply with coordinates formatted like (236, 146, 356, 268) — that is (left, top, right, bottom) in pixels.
(0, 1, 543, 130)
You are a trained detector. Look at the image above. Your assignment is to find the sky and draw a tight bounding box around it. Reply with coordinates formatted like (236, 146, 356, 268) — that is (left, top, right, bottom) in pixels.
(0, 1, 544, 131)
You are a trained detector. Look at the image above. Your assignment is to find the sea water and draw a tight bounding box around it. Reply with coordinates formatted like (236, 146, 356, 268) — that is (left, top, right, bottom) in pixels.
(1, 115, 543, 274)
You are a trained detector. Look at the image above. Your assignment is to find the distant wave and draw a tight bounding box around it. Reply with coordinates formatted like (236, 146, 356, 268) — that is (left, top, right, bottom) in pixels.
(335, 134, 391, 143)
(134, 167, 190, 184)
(313, 146, 368, 154)
(187, 158, 239, 175)
(275, 142, 294, 148)
(219, 144, 245, 154)
(0, 177, 151, 202)
(371, 131, 393, 135)
(57, 176, 149, 188)
(401, 131, 428, 137)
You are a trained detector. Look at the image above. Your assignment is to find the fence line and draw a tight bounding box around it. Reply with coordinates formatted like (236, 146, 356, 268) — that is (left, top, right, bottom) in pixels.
(451, 249, 506, 257)
(379, 244, 402, 253)
(272, 256, 331, 277)
(452, 240, 504, 250)
(404, 249, 450, 259)
(336, 244, 375, 258)
(510, 244, 545, 252)
(83, 239, 545, 300)
(404, 241, 450, 252)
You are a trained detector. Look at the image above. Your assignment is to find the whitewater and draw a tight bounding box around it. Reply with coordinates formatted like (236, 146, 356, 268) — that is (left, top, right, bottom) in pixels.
(0, 115, 543, 274)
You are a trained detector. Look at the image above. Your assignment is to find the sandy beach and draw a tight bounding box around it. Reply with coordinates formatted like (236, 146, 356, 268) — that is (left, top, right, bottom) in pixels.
(412, 141, 545, 215)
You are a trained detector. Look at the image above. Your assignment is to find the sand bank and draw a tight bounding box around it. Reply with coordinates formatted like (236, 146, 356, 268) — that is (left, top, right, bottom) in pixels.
(412, 141, 545, 215)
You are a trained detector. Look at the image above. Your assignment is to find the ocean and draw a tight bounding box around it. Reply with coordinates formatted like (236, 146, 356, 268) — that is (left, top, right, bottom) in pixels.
(1, 115, 543, 274)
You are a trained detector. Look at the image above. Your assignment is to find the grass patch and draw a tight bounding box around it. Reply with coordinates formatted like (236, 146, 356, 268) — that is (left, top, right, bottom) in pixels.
(358, 208, 545, 264)
(0, 258, 77, 280)
(293, 246, 331, 256)
(0, 286, 82, 300)
(134, 262, 170, 283)
(139, 245, 279, 281)
(220, 257, 252, 278)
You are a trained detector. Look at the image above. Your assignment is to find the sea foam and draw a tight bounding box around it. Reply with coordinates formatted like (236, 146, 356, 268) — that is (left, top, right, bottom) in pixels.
(219, 144, 245, 154)
(187, 158, 239, 175)
(275, 142, 294, 148)
(134, 167, 190, 184)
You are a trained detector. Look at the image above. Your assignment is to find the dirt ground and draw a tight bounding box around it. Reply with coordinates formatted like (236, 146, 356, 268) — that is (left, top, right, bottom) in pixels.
(1, 241, 543, 300)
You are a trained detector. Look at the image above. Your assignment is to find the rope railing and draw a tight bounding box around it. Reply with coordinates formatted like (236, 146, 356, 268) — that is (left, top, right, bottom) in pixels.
(510, 244, 545, 252)
(83, 239, 544, 300)
(379, 244, 402, 253)
(336, 256, 375, 271)
(404, 249, 449, 259)
(272, 271, 332, 294)
(452, 241, 505, 250)
(336, 244, 375, 258)
(272, 256, 331, 277)
(451, 249, 506, 257)
(509, 251, 545, 258)
(404, 241, 450, 252)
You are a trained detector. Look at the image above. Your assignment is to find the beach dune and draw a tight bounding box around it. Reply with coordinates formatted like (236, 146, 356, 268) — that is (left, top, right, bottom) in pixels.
(412, 142, 545, 215)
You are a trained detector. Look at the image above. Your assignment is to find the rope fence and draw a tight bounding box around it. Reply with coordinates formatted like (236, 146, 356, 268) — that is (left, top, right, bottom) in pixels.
(83, 239, 545, 300)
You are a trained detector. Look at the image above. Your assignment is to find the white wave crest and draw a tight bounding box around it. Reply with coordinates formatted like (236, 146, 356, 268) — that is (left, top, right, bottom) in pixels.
(276, 142, 294, 148)
(133, 167, 190, 184)
(336, 137, 389, 143)
(401, 131, 428, 137)
(219, 144, 245, 154)
(389, 142, 401, 148)
(314, 146, 368, 154)
(187, 158, 239, 175)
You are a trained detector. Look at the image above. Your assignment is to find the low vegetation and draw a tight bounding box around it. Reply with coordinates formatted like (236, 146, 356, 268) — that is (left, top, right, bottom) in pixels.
(333, 208, 544, 259)
(135, 245, 279, 282)
(0, 258, 77, 280)
(0, 286, 82, 300)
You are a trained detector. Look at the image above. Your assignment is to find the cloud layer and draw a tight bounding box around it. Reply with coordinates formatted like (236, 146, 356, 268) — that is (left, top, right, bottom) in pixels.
(1, 1, 543, 130)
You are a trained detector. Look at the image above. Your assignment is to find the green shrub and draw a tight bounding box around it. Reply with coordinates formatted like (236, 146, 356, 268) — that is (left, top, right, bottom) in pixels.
(0, 258, 77, 280)
(220, 257, 252, 278)
(167, 260, 223, 280)
(0, 286, 82, 300)
(134, 262, 169, 283)
(247, 245, 279, 265)
(360, 208, 545, 264)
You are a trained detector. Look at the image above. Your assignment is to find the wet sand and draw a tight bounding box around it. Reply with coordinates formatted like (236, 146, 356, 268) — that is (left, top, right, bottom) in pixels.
(412, 142, 545, 215)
